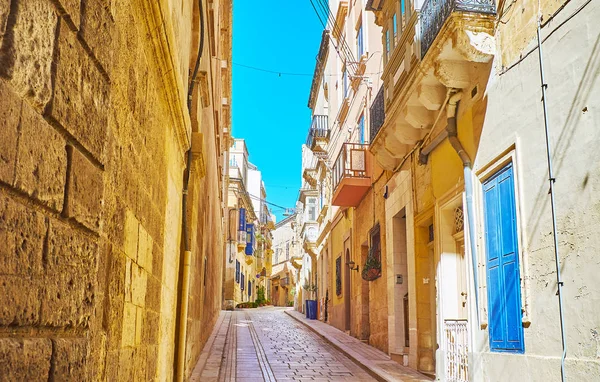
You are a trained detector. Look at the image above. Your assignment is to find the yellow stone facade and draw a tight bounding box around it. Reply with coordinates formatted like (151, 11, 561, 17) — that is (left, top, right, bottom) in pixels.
(0, 0, 231, 380)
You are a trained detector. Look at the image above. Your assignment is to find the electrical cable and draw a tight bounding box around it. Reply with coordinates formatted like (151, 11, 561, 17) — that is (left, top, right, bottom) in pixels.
(233, 62, 383, 77)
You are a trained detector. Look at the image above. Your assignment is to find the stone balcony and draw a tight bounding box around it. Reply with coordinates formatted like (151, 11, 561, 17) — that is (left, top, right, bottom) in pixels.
(332, 143, 372, 207)
(369, 0, 496, 170)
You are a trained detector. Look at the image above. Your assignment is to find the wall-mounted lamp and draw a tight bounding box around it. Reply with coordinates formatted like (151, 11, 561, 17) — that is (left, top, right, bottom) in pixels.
(346, 261, 359, 272)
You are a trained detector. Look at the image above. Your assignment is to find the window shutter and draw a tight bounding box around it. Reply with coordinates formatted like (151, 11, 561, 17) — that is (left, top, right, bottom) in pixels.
(483, 163, 524, 353)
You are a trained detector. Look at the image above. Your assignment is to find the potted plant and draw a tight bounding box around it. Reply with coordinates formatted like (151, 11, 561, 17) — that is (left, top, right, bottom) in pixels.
(362, 247, 382, 281)
(302, 282, 318, 319)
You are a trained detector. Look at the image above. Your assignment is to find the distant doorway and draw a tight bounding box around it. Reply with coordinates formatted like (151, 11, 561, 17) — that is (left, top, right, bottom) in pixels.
(344, 246, 351, 331)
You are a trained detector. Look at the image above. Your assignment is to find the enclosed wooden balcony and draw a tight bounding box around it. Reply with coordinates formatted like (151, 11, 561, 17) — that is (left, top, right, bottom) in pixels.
(332, 143, 372, 207)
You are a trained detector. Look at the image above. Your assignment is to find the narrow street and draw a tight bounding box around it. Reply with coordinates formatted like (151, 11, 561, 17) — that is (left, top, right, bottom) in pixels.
(192, 308, 376, 382)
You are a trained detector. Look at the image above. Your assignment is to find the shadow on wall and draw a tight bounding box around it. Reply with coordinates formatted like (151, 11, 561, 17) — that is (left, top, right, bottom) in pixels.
(525, 33, 600, 256)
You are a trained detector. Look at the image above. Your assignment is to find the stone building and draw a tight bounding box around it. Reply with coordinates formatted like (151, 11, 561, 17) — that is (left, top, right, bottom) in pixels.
(269, 214, 298, 307)
(364, 0, 600, 380)
(0, 0, 231, 380)
(299, 0, 389, 352)
(223, 138, 274, 309)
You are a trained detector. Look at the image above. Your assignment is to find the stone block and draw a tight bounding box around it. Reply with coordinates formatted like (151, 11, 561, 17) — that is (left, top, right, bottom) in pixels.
(0, 193, 46, 275)
(0, 0, 57, 110)
(106, 248, 126, 299)
(64, 146, 104, 231)
(96, 240, 111, 296)
(0, 338, 52, 381)
(138, 224, 153, 273)
(14, 101, 67, 211)
(54, 0, 80, 30)
(50, 338, 87, 381)
(143, 310, 160, 345)
(124, 209, 139, 262)
(146, 345, 158, 380)
(0, 79, 21, 184)
(104, 294, 124, 352)
(131, 263, 147, 307)
(0, 276, 40, 326)
(145, 275, 161, 312)
(0, 0, 9, 46)
(50, 21, 109, 162)
(124, 257, 132, 302)
(40, 269, 94, 327)
(104, 351, 119, 381)
(80, 0, 114, 74)
(133, 346, 147, 381)
(135, 306, 143, 345)
(121, 302, 136, 348)
(118, 348, 135, 381)
(46, 220, 97, 274)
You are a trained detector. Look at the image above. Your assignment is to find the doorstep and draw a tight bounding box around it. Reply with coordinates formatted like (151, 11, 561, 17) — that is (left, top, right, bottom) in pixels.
(285, 310, 433, 382)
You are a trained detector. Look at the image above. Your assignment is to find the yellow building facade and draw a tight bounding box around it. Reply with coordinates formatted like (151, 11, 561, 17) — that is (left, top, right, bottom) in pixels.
(0, 0, 231, 380)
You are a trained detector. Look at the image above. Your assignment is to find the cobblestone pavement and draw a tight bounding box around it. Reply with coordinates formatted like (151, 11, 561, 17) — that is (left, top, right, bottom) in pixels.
(193, 307, 377, 381)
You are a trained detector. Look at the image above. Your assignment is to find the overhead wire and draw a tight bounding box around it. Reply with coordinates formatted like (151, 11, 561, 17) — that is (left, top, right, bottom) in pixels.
(233, 62, 382, 77)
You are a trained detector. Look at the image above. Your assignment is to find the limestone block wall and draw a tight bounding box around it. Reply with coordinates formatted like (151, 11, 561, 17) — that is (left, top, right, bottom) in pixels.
(0, 0, 228, 380)
(470, 1, 600, 380)
(352, 167, 390, 353)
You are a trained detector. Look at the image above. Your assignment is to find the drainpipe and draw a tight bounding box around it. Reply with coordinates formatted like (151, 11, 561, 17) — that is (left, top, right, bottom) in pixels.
(537, 20, 567, 381)
(177, 0, 204, 380)
(446, 91, 480, 325)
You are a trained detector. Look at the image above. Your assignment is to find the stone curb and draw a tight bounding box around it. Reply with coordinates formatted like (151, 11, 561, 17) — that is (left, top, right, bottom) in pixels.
(285, 309, 433, 382)
(285, 309, 389, 382)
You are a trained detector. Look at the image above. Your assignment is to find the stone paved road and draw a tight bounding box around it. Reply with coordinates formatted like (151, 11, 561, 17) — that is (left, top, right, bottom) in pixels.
(196, 307, 377, 382)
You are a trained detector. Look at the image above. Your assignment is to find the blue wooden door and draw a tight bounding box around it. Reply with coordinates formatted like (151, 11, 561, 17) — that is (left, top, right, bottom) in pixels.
(483, 163, 524, 353)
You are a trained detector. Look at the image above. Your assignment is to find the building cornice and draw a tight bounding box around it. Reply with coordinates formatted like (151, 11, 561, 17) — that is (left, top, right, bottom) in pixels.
(133, 0, 192, 160)
(308, 30, 330, 109)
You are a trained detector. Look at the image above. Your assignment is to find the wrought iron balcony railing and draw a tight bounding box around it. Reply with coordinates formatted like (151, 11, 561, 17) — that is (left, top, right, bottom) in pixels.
(332, 143, 370, 191)
(370, 87, 385, 142)
(305, 115, 329, 148)
(420, 0, 496, 59)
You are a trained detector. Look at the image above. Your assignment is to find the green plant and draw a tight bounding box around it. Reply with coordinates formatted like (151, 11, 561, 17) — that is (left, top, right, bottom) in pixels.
(256, 286, 266, 305)
(287, 301, 294, 307)
(362, 247, 382, 281)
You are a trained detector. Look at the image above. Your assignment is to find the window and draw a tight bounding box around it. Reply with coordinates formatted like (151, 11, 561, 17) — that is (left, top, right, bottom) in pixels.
(358, 115, 365, 144)
(370, 224, 381, 262)
(343, 68, 349, 99)
(335, 256, 342, 296)
(286, 242, 290, 260)
(248, 280, 252, 296)
(401, 0, 406, 20)
(356, 22, 364, 58)
(385, 30, 390, 59)
(307, 197, 317, 221)
(241, 273, 245, 290)
(392, 13, 398, 42)
(483, 162, 524, 353)
(235, 260, 240, 283)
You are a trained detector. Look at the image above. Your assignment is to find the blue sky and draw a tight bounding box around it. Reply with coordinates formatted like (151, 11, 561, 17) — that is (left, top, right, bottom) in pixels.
(232, 1, 323, 222)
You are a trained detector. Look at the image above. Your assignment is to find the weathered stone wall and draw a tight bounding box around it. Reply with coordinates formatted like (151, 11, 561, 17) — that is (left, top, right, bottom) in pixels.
(352, 166, 390, 353)
(471, 1, 600, 380)
(0, 0, 229, 380)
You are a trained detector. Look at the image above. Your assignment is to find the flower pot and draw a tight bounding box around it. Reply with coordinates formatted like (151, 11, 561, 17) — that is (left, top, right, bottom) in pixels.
(362, 267, 381, 281)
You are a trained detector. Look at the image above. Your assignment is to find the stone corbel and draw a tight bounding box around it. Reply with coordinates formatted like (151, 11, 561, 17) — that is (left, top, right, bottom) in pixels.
(370, 140, 400, 171)
(418, 83, 447, 111)
(402, 105, 434, 130)
(434, 60, 472, 89)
